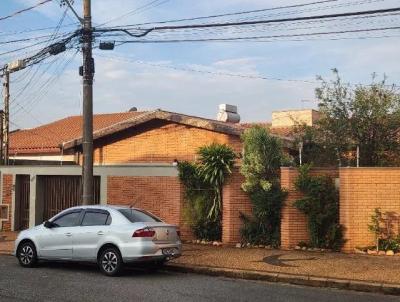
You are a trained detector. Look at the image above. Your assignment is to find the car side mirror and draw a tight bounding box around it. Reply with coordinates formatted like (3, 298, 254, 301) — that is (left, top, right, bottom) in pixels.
(44, 221, 54, 228)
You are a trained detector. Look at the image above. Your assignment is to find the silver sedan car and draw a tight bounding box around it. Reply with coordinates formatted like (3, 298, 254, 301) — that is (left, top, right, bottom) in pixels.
(14, 205, 182, 276)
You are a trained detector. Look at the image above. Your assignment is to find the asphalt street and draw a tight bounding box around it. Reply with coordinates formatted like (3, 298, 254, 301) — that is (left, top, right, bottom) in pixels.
(0, 255, 398, 302)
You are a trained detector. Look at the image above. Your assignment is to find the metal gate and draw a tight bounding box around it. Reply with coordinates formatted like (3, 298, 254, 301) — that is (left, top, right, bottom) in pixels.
(42, 176, 100, 221)
(15, 175, 30, 230)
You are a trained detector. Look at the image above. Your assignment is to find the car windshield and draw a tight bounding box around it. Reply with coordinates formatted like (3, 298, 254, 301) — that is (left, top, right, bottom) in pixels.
(118, 209, 162, 223)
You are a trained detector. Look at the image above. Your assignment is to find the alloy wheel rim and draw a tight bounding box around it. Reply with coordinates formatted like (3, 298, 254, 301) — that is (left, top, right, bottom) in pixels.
(102, 252, 118, 273)
(20, 246, 33, 265)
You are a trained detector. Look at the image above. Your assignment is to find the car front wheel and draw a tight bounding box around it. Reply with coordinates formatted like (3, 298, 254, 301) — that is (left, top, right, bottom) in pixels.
(98, 247, 123, 276)
(17, 241, 37, 268)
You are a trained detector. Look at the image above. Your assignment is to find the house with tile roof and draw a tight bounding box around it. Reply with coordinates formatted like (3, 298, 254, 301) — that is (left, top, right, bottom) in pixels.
(9, 108, 299, 164)
(1, 106, 318, 244)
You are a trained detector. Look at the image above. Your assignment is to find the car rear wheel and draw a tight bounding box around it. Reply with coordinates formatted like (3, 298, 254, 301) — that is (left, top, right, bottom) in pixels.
(98, 247, 123, 276)
(17, 241, 37, 268)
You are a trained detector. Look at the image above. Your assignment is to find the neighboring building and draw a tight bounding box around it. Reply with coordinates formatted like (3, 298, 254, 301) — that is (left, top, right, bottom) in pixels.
(271, 109, 321, 128)
(1, 106, 314, 243)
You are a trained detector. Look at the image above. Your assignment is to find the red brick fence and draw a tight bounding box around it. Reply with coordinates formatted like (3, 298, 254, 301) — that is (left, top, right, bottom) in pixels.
(2, 166, 400, 253)
(280, 167, 400, 252)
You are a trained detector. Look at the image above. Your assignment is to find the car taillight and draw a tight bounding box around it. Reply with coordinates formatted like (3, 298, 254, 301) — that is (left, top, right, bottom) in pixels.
(132, 228, 155, 238)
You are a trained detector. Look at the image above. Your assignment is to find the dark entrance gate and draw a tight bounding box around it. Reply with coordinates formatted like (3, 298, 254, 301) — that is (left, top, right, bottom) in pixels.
(15, 175, 30, 230)
(41, 176, 100, 221)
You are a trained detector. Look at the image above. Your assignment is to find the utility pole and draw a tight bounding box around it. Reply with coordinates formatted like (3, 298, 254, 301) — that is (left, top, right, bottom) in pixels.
(2, 70, 9, 166)
(60, 0, 94, 204)
(81, 0, 94, 204)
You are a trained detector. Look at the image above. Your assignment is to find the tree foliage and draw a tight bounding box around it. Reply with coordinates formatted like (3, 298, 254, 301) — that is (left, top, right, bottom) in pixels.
(240, 126, 287, 246)
(294, 69, 400, 166)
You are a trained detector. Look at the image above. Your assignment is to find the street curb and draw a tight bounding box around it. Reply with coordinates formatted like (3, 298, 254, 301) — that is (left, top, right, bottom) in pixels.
(165, 264, 400, 295)
(0, 251, 13, 256)
(1, 248, 399, 295)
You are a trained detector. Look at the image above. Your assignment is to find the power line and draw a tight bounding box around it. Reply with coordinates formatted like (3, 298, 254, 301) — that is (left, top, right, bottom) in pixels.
(134, 7, 400, 33)
(100, 12, 400, 42)
(13, 50, 78, 118)
(0, 0, 53, 22)
(97, 0, 171, 27)
(0, 22, 78, 37)
(94, 6, 400, 45)
(0, 32, 73, 45)
(102, 0, 340, 28)
(113, 25, 400, 43)
(8, 10, 72, 106)
(96, 53, 317, 84)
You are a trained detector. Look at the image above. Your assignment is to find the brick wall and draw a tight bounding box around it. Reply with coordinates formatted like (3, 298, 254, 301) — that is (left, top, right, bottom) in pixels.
(106, 175, 192, 240)
(280, 167, 338, 249)
(1, 174, 13, 231)
(340, 168, 400, 252)
(222, 168, 252, 243)
(94, 120, 242, 164)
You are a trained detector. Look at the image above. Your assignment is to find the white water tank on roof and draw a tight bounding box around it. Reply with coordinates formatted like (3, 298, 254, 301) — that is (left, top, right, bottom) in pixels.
(217, 104, 240, 123)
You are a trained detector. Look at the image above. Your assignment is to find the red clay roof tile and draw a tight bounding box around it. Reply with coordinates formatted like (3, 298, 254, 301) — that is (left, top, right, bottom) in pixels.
(10, 112, 144, 155)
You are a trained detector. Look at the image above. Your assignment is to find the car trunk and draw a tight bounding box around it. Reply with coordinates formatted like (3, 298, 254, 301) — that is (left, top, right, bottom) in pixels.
(140, 222, 179, 243)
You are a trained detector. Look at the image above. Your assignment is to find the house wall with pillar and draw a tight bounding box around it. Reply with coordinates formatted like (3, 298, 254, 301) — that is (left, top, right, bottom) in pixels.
(0, 165, 179, 232)
(0, 164, 252, 244)
(280, 167, 339, 250)
(222, 167, 252, 243)
(340, 168, 400, 252)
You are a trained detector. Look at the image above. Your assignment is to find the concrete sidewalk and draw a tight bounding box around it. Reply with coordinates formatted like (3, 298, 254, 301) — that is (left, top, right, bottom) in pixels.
(167, 244, 400, 295)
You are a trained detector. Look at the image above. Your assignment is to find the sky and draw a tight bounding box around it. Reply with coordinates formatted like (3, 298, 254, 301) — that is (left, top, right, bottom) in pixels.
(1, 0, 400, 129)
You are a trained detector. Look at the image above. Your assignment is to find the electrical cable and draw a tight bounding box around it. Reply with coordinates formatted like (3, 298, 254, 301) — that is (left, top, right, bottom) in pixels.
(96, 53, 317, 84)
(0, 0, 52, 22)
(112, 25, 400, 43)
(97, 0, 171, 27)
(102, 0, 341, 28)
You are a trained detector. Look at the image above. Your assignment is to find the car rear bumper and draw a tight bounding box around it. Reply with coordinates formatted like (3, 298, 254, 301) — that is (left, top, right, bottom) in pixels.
(119, 241, 182, 263)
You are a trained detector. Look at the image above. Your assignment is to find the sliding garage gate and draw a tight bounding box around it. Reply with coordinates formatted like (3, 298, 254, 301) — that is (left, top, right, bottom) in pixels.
(41, 175, 100, 221)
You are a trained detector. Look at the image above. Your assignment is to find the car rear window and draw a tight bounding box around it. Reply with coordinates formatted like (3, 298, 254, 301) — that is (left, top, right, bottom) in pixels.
(81, 211, 111, 226)
(118, 209, 161, 223)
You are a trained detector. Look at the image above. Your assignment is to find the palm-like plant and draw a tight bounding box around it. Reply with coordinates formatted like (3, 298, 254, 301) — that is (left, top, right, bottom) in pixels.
(198, 143, 236, 221)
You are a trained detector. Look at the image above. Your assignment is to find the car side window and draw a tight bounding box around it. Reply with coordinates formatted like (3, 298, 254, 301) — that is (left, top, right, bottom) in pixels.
(81, 211, 111, 226)
(105, 214, 112, 225)
(52, 211, 81, 227)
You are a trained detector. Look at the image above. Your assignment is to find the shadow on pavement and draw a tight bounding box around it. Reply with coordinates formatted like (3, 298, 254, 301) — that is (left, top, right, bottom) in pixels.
(36, 260, 173, 278)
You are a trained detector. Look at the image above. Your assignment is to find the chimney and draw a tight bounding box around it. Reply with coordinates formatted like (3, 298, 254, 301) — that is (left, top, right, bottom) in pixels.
(217, 104, 240, 123)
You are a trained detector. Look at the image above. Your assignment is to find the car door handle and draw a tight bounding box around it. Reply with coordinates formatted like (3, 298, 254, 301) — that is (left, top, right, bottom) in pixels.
(97, 231, 104, 236)
(65, 232, 72, 237)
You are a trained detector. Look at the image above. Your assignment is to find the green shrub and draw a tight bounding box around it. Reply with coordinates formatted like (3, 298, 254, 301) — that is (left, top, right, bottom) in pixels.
(379, 237, 400, 252)
(368, 208, 400, 252)
(294, 164, 345, 250)
(182, 193, 221, 241)
(198, 143, 236, 221)
(239, 126, 287, 246)
(240, 184, 286, 247)
(178, 144, 236, 241)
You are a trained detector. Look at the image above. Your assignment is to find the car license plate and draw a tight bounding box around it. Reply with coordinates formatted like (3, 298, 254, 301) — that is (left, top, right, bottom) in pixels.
(162, 248, 178, 256)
